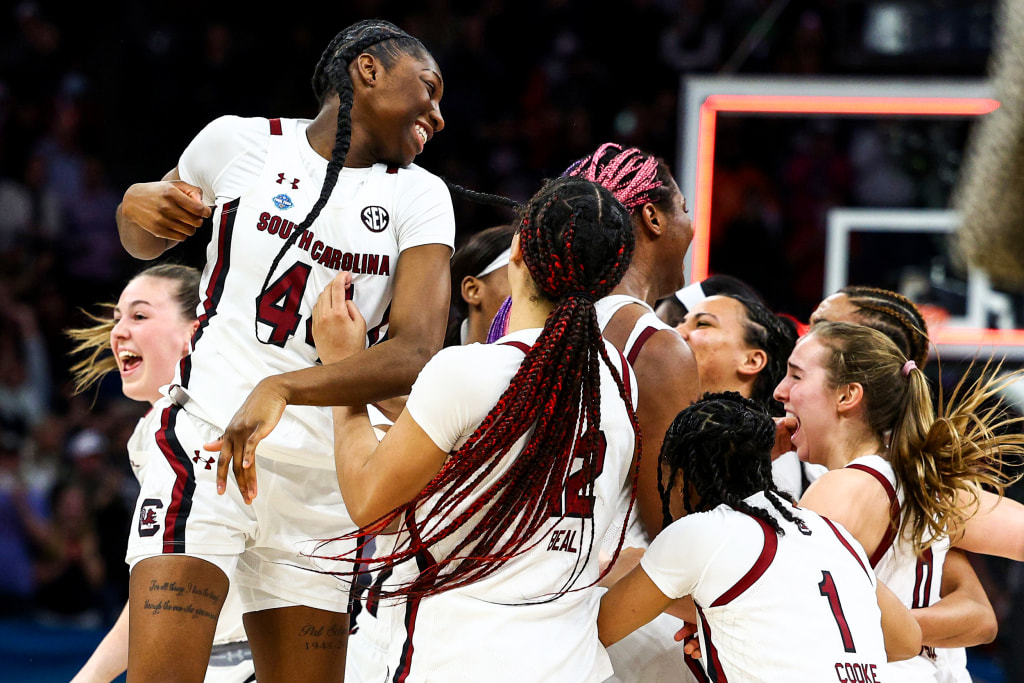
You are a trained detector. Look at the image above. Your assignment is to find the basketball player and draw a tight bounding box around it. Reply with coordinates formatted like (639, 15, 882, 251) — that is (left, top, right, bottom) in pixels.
(599, 392, 921, 681)
(444, 223, 515, 347)
(807, 286, 999, 682)
(313, 176, 640, 681)
(563, 142, 700, 542)
(560, 143, 699, 682)
(777, 321, 1024, 680)
(67, 264, 255, 683)
(346, 223, 515, 682)
(113, 20, 492, 682)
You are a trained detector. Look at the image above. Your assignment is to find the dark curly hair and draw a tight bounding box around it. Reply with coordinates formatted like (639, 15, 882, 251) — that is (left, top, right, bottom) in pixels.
(659, 391, 798, 534)
(728, 295, 799, 417)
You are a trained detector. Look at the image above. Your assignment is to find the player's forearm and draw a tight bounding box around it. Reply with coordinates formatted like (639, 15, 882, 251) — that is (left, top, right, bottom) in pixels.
(914, 594, 998, 647)
(332, 405, 382, 527)
(877, 581, 922, 661)
(71, 603, 129, 682)
(271, 335, 437, 408)
(117, 202, 171, 260)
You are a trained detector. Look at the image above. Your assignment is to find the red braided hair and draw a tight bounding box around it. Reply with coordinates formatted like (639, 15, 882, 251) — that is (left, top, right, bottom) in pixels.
(322, 177, 641, 600)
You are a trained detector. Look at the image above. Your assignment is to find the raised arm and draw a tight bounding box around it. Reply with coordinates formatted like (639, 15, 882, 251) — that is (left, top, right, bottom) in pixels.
(116, 168, 212, 260)
(954, 489, 1024, 562)
(310, 269, 451, 526)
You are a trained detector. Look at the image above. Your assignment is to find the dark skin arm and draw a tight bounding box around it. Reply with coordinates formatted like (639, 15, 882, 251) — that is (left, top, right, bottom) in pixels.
(211, 243, 451, 503)
(116, 167, 212, 259)
(631, 330, 700, 537)
(913, 549, 997, 647)
(603, 306, 700, 539)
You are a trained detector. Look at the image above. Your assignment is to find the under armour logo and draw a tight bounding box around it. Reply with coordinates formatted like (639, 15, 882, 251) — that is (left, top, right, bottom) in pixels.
(277, 173, 300, 190)
(192, 450, 216, 470)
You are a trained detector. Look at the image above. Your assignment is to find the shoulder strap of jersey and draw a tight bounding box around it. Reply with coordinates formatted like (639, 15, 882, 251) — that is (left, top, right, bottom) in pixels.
(845, 463, 900, 568)
(499, 340, 532, 354)
(819, 515, 872, 579)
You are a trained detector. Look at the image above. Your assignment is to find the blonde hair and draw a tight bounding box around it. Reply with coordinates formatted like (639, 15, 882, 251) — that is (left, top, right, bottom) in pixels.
(66, 264, 200, 395)
(813, 321, 1024, 554)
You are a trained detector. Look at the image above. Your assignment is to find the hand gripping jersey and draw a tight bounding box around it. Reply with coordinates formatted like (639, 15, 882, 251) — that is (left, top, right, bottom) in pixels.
(174, 116, 455, 469)
(376, 328, 638, 682)
(642, 492, 889, 683)
(845, 455, 951, 682)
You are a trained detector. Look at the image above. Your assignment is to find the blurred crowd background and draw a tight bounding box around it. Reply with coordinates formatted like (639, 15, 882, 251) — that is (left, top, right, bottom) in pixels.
(0, 1, 1019, 680)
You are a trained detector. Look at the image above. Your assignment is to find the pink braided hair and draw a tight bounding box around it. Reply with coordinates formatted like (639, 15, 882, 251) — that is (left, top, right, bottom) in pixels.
(563, 142, 665, 211)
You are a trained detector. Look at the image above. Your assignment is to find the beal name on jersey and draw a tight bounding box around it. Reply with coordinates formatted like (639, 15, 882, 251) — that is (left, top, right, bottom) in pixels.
(256, 211, 391, 275)
(834, 661, 881, 682)
(546, 529, 580, 553)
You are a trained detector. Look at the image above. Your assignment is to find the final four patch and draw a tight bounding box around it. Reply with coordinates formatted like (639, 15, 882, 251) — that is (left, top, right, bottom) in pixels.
(273, 194, 294, 210)
(361, 206, 390, 233)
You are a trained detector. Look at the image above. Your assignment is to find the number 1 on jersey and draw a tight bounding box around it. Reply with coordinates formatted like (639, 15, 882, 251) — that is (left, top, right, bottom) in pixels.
(818, 570, 857, 653)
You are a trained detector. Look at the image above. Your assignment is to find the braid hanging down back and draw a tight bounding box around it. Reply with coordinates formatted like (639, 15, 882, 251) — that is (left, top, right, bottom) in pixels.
(324, 177, 640, 600)
(256, 20, 419, 343)
(658, 391, 799, 534)
(257, 20, 517, 344)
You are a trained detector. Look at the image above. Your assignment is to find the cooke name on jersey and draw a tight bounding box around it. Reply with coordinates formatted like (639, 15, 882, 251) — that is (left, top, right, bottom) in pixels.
(256, 211, 391, 275)
(834, 661, 881, 682)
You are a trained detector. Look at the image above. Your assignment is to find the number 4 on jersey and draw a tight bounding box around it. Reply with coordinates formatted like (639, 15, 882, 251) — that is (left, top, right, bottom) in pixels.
(256, 262, 311, 346)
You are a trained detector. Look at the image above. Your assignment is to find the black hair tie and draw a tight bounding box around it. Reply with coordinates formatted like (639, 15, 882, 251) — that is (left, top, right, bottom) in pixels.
(567, 291, 597, 303)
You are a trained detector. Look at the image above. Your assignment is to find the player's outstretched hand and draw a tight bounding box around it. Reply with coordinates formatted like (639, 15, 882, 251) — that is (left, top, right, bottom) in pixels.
(772, 415, 798, 461)
(207, 378, 289, 504)
(674, 622, 702, 660)
(312, 272, 367, 365)
(121, 180, 212, 243)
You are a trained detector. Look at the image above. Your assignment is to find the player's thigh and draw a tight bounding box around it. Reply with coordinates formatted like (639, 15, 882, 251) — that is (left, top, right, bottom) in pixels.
(128, 555, 230, 683)
(245, 605, 350, 683)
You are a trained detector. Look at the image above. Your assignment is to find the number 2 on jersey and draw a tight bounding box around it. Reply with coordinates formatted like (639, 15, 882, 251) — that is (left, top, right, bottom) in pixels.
(558, 430, 607, 518)
(818, 570, 856, 653)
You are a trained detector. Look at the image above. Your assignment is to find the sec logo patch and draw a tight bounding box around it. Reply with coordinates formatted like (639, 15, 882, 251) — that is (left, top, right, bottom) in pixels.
(361, 206, 390, 233)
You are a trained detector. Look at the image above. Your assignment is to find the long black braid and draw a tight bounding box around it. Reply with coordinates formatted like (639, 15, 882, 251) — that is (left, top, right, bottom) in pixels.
(658, 391, 799, 534)
(257, 20, 518, 343)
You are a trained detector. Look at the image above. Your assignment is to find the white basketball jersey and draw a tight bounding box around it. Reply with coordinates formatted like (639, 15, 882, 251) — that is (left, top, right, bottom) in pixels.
(175, 116, 454, 469)
(375, 327, 637, 682)
(846, 455, 951, 681)
(643, 492, 889, 682)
